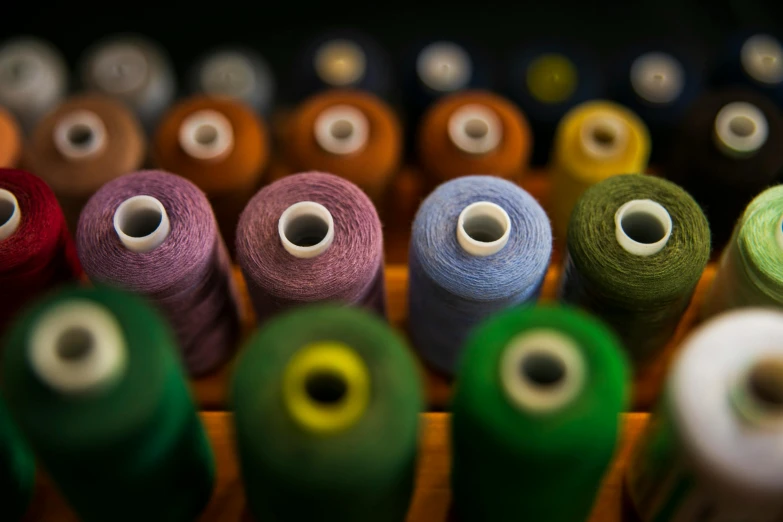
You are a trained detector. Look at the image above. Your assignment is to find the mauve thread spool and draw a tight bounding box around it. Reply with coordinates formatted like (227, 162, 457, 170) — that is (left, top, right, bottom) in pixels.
(76, 170, 241, 376)
(0, 37, 67, 134)
(237, 171, 385, 323)
(282, 90, 402, 204)
(712, 32, 783, 108)
(79, 35, 176, 134)
(0, 168, 82, 333)
(152, 95, 269, 250)
(21, 94, 146, 231)
(0, 106, 21, 167)
(665, 88, 783, 249)
(417, 90, 532, 184)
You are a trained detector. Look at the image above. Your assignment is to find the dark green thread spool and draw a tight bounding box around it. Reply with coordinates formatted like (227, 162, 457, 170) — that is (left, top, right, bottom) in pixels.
(0, 397, 34, 521)
(0, 285, 214, 522)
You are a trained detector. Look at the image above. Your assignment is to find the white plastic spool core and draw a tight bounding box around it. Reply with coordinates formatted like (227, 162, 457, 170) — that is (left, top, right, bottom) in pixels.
(53, 110, 107, 160)
(501, 329, 586, 413)
(113, 195, 171, 253)
(314, 40, 366, 87)
(614, 199, 673, 256)
(178, 109, 235, 161)
(733, 357, 783, 428)
(278, 201, 335, 259)
(579, 114, 629, 159)
(200, 53, 256, 98)
(28, 299, 128, 395)
(741, 34, 783, 86)
(416, 42, 472, 92)
(630, 52, 685, 105)
(91, 43, 149, 94)
(314, 105, 369, 155)
(714, 102, 768, 158)
(0, 189, 21, 241)
(457, 201, 511, 257)
(448, 104, 503, 155)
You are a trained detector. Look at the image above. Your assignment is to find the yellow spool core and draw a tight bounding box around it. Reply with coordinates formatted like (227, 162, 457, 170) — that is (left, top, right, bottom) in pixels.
(283, 342, 370, 435)
(526, 54, 578, 104)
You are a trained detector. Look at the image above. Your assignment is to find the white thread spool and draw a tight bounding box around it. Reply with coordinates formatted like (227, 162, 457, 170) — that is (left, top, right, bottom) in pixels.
(314, 105, 369, 155)
(416, 42, 473, 92)
(53, 110, 108, 160)
(0, 188, 21, 241)
(314, 39, 366, 87)
(630, 52, 685, 105)
(90, 42, 149, 95)
(714, 102, 768, 159)
(113, 195, 171, 253)
(278, 201, 334, 259)
(448, 104, 503, 155)
(457, 201, 511, 257)
(500, 329, 586, 413)
(614, 199, 673, 256)
(28, 299, 128, 395)
(579, 113, 629, 160)
(178, 109, 235, 161)
(741, 34, 783, 86)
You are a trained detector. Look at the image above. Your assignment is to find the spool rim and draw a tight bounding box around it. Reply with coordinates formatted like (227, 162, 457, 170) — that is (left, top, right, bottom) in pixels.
(313, 39, 366, 87)
(178, 109, 235, 161)
(741, 34, 783, 86)
(278, 201, 335, 259)
(630, 52, 685, 105)
(456, 201, 511, 257)
(732, 356, 783, 428)
(313, 104, 370, 155)
(614, 199, 673, 256)
(416, 41, 472, 92)
(578, 113, 629, 159)
(0, 188, 21, 241)
(447, 104, 503, 155)
(53, 110, 108, 161)
(714, 102, 768, 158)
(91, 42, 149, 94)
(113, 195, 171, 253)
(200, 52, 256, 98)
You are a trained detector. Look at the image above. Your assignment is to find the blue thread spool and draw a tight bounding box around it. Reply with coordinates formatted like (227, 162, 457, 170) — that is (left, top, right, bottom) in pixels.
(711, 31, 783, 109)
(408, 175, 552, 376)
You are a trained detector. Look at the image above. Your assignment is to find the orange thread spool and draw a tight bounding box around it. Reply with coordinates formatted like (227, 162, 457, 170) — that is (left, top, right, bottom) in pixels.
(0, 106, 21, 167)
(417, 90, 532, 183)
(152, 95, 269, 249)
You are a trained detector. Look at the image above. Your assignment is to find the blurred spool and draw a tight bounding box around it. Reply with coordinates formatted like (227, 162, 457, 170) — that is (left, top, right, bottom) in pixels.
(152, 95, 269, 249)
(506, 43, 603, 165)
(21, 94, 146, 230)
(408, 175, 551, 375)
(79, 34, 176, 134)
(416, 90, 533, 184)
(76, 170, 241, 376)
(0, 397, 34, 522)
(0, 37, 67, 134)
(232, 305, 422, 522)
(559, 174, 710, 368)
(1, 285, 214, 522)
(550, 100, 650, 241)
(282, 90, 402, 203)
(627, 308, 783, 521)
(703, 185, 783, 319)
(0, 106, 22, 167)
(292, 29, 393, 101)
(712, 32, 783, 108)
(0, 168, 82, 333)
(189, 47, 276, 116)
(665, 88, 783, 249)
(237, 172, 385, 322)
(452, 305, 629, 522)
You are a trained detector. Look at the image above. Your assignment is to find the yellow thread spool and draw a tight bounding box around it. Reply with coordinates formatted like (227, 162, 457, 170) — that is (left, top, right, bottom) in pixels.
(526, 54, 579, 104)
(282, 342, 370, 435)
(550, 100, 650, 240)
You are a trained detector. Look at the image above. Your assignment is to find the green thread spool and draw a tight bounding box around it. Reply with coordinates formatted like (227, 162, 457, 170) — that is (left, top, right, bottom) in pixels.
(0, 397, 35, 521)
(232, 305, 423, 522)
(451, 305, 629, 522)
(0, 285, 214, 522)
(559, 174, 710, 368)
(703, 185, 783, 319)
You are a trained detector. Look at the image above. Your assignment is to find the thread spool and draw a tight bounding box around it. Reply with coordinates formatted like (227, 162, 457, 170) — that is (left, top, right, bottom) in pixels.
(452, 305, 629, 522)
(417, 90, 533, 183)
(0, 37, 67, 134)
(507, 43, 603, 165)
(76, 170, 241, 376)
(559, 174, 710, 368)
(282, 90, 402, 203)
(550, 100, 650, 241)
(0, 397, 34, 522)
(0, 168, 82, 332)
(1, 285, 214, 522)
(21, 94, 146, 231)
(80, 35, 176, 134)
(0, 106, 21, 167)
(408, 175, 551, 375)
(712, 32, 783, 108)
(627, 308, 783, 521)
(237, 171, 385, 323)
(292, 29, 393, 101)
(665, 88, 783, 249)
(189, 47, 275, 116)
(232, 305, 422, 522)
(153, 95, 269, 249)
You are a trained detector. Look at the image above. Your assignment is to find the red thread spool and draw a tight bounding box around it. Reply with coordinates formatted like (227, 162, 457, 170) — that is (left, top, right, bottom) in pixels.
(0, 168, 82, 332)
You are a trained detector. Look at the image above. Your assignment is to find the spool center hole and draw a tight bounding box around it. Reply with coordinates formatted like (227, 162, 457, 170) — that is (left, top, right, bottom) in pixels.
(67, 124, 95, 148)
(285, 214, 329, 247)
(4, 59, 29, 82)
(729, 115, 756, 138)
(521, 351, 566, 387)
(330, 119, 354, 140)
(0, 199, 15, 227)
(305, 370, 347, 405)
(464, 118, 489, 139)
(194, 124, 219, 146)
(463, 213, 506, 243)
(592, 124, 617, 147)
(56, 327, 94, 363)
(747, 359, 783, 411)
(119, 207, 163, 239)
(621, 211, 667, 244)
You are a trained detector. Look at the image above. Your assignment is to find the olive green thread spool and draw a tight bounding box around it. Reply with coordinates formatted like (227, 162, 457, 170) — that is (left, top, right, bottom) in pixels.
(559, 174, 710, 368)
(451, 305, 629, 522)
(0, 397, 34, 521)
(0, 285, 214, 522)
(232, 305, 423, 522)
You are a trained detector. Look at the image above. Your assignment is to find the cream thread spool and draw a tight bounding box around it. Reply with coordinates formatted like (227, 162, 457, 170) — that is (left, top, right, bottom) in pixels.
(113, 195, 171, 253)
(416, 42, 473, 93)
(278, 201, 335, 259)
(0, 188, 21, 241)
(630, 52, 685, 105)
(741, 35, 783, 86)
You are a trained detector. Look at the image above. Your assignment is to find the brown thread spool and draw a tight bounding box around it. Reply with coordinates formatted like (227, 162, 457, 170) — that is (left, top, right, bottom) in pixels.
(417, 90, 533, 184)
(0, 106, 21, 167)
(152, 95, 269, 249)
(21, 94, 146, 230)
(282, 89, 402, 204)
